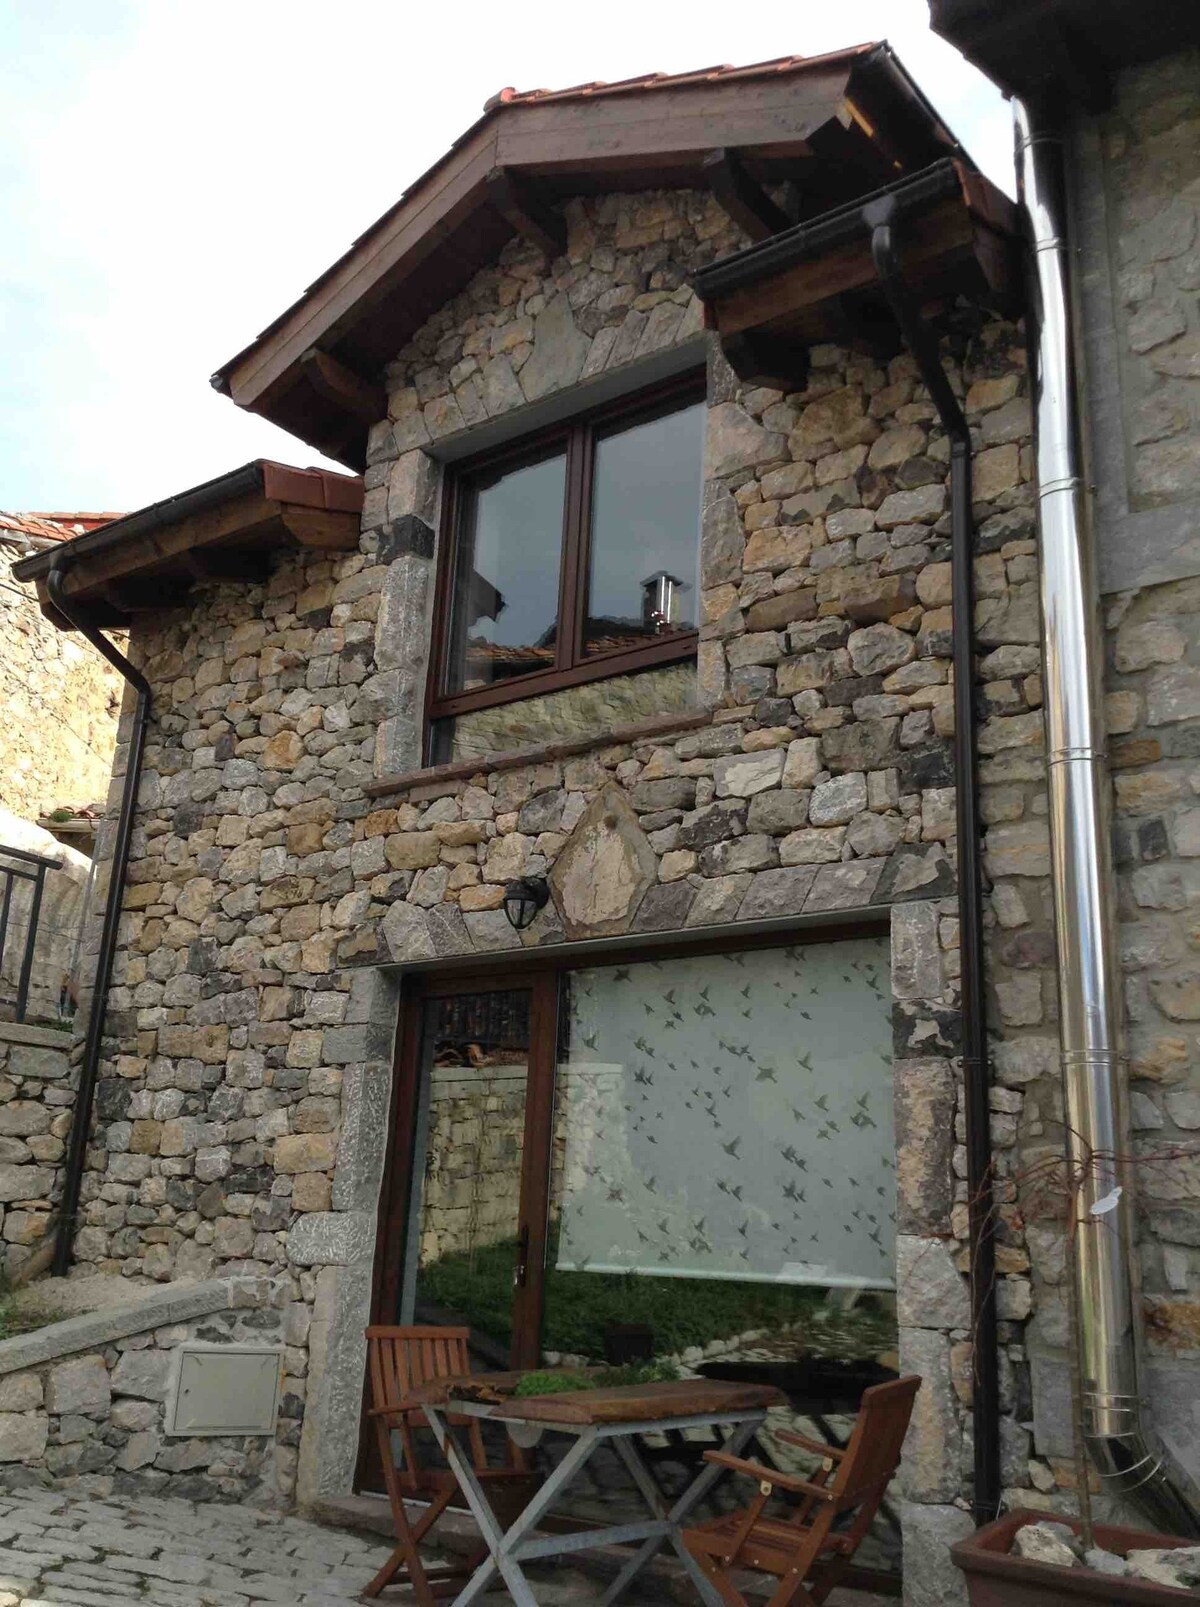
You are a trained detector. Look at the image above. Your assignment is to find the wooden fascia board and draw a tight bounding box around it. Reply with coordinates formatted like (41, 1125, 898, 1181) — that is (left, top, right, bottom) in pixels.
(34, 494, 361, 609)
(493, 63, 852, 171)
(709, 194, 977, 336)
(224, 127, 501, 410)
(44, 491, 277, 601)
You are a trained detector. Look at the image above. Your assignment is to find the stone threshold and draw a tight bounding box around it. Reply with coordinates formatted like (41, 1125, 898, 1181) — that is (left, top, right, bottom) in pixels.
(364, 710, 711, 799)
(0, 1275, 256, 1373)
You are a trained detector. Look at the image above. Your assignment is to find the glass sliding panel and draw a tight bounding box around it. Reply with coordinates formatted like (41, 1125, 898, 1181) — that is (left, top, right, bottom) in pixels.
(446, 449, 566, 693)
(542, 940, 896, 1368)
(583, 400, 704, 657)
(403, 989, 531, 1362)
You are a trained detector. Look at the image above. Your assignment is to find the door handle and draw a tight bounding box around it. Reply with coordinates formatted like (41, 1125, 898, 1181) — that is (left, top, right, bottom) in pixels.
(514, 1224, 530, 1289)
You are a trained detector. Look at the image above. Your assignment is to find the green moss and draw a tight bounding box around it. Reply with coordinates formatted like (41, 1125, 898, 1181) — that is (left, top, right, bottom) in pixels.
(511, 1359, 682, 1397)
(0, 1276, 64, 1342)
(417, 1239, 895, 1362)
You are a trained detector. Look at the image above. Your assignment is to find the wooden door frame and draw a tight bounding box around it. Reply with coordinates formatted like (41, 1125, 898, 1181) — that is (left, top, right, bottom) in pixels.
(367, 968, 560, 1354)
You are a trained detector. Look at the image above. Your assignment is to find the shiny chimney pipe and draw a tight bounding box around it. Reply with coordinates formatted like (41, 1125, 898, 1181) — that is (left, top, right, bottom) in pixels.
(1015, 97, 1200, 1534)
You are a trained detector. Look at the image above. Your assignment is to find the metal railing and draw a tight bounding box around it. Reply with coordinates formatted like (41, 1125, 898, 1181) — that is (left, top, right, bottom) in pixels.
(0, 843, 58, 1024)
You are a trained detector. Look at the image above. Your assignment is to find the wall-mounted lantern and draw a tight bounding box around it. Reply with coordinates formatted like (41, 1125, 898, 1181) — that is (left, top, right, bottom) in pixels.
(502, 876, 550, 932)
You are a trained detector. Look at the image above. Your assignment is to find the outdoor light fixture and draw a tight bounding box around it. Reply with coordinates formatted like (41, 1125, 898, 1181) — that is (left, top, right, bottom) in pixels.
(502, 876, 549, 931)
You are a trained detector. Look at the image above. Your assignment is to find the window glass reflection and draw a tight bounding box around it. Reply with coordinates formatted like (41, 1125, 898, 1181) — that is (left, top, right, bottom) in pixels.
(446, 450, 566, 692)
(584, 402, 704, 657)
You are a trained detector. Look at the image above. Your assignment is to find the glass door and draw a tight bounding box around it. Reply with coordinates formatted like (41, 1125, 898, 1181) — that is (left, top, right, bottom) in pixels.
(375, 973, 558, 1370)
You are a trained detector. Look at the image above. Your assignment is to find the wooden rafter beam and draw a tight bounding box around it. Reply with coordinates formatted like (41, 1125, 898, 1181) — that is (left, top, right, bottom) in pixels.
(99, 578, 192, 614)
(182, 549, 272, 583)
(300, 348, 386, 427)
(720, 330, 809, 393)
(485, 167, 566, 260)
(703, 148, 793, 243)
(278, 505, 362, 551)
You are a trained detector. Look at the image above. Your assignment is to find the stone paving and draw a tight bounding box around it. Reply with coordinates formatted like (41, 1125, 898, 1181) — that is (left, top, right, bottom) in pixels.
(0, 1485, 659, 1607)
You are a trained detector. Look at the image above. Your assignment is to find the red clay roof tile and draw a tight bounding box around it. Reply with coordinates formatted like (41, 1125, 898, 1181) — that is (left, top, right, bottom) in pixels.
(482, 48, 876, 112)
(0, 511, 121, 545)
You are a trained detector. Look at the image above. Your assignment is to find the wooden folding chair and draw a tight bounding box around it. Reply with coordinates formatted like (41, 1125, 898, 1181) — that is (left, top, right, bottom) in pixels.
(682, 1374, 921, 1607)
(364, 1325, 534, 1603)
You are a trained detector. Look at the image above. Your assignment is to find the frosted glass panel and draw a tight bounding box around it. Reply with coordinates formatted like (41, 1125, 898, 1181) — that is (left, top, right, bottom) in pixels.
(554, 940, 895, 1290)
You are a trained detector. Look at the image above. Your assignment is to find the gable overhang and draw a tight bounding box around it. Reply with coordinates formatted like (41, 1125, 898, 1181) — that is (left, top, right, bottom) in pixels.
(929, 0, 1200, 111)
(211, 44, 967, 470)
(692, 157, 1021, 388)
(12, 460, 363, 630)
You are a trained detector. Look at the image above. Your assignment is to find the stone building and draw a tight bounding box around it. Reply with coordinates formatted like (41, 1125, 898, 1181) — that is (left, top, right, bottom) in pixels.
(0, 511, 123, 824)
(5, 15, 1200, 1605)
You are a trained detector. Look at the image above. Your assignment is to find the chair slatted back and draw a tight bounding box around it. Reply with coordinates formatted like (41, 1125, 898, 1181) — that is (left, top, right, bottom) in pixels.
(792, 1372, 921, 1559)
(367, 1324, 471, 1417)
(831, 1374, 921, 1504)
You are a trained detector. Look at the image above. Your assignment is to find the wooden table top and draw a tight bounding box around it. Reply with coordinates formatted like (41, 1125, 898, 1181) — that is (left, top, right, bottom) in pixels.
(404, 1371, 787, 1426)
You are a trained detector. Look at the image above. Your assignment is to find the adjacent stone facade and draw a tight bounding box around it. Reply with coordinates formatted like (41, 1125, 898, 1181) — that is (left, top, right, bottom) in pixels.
(0, 1023, 74, 1277)
(0, 1278, 287, 1501)
(0, 537, 122, 820)
(45, 186, 1054, 1602)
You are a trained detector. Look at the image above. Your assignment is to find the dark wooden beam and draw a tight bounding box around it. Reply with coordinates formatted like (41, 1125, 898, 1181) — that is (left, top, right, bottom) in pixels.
(182, 549, 273, 584)
(300, 348, 386, 427)
(720, 330, 809, 393)
(703, 148, 792, 243)
(99, 578, 192, 614)
(485, 167, 567, 260)
(833, 292, 904, 360)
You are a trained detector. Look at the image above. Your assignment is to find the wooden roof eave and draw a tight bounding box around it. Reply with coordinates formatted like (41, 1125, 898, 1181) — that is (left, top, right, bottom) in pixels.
(15, 464, 363, 631)
(694, 159, 1021, 371)
(212, 48, 968, 466)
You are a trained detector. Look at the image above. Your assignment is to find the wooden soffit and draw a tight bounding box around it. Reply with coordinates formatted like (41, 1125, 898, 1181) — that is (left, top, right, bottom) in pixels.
(693, 159, 1021, 385)
(210, 45, 964, 469)
(12, 461, 363, 629)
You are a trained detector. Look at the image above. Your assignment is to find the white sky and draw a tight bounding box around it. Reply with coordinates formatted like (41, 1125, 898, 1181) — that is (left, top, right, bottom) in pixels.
(0, 0, 1011, 513)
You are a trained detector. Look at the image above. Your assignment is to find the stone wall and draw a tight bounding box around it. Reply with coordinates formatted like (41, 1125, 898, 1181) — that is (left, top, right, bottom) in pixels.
(0, 1278, 288, 1501)
(0, 1023, 74, 1277)
(62, 186, 1049, 1577)
(0, 541, 122, 821)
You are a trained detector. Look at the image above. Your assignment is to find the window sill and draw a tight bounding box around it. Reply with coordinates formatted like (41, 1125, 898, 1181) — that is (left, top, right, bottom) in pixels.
(364, 709, 711, 800)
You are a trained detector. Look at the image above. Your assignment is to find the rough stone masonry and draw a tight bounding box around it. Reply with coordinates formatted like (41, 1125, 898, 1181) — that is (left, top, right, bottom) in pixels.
(49, 190, 1059, 1575)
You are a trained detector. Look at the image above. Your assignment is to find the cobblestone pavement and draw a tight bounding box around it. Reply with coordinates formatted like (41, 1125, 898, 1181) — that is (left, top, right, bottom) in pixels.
(0, 1486, 658, 1606)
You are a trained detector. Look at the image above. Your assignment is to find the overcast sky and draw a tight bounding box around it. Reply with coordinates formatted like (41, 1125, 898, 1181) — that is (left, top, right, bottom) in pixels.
(0, 0, 1011, 515)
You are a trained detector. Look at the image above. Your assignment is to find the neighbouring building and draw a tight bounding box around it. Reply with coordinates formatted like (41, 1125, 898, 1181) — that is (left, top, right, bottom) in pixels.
(0, 512, 123, 1254)
(0, 510, 123, 825)
(3, 12, 1199, 1604)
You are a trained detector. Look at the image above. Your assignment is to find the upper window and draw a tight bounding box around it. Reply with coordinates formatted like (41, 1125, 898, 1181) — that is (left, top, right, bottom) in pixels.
(431, 377, 705, 737)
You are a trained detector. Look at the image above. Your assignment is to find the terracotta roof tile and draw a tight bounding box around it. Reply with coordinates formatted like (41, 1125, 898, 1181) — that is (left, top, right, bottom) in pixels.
(0, 511, 121, 546)
(482, 47, 877, 112)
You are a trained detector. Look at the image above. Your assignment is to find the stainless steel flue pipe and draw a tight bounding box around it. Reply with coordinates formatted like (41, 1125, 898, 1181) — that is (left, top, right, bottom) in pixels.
(1015, 97, 1200, 1534)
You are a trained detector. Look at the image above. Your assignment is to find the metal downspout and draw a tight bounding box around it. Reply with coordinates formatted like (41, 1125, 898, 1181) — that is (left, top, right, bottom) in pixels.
(863, 191, 1001, 1525)
(47, 557, 152, 1278)
(1014, 97, 1200, 1534)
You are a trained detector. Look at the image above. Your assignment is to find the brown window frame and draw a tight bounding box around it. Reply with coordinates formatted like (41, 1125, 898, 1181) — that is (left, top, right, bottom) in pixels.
(425, 370, 706, 753)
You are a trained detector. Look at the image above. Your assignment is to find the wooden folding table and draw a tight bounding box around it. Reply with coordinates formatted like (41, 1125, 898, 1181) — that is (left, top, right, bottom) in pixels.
(415, 1375, 786, 1606)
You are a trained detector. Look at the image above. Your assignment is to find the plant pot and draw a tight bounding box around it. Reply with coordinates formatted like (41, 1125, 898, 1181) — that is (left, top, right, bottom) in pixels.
(951, 1510, 1198, 1605)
